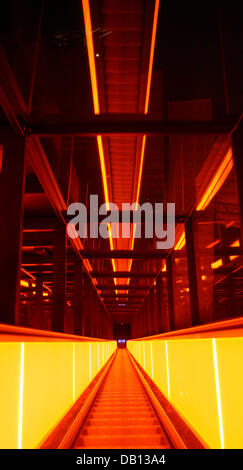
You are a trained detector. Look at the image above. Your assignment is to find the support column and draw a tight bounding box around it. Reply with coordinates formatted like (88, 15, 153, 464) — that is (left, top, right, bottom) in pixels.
(32, 276, 43, 329)
(166, 253, 176, 330)
(146, 294, 152, 336)
(52, 222, 67, 332)
(89, 286, 95, 337)
(72, 258, 84, 336)
(0, 134, 26, 324)
(156, 273, 170, 332)
(185, 217, 200, 325)
(150, 288, 157, 335)
(82, 274, 89, 337)
(232, 122, 243, 245)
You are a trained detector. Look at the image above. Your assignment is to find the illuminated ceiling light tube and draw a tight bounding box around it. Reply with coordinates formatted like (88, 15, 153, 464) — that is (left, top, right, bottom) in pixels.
(144, 0, 160, 114)
(20, 280, 29, 288)
(128, 0, 160, 272)
(127, 135, 146, 277)
(81, 0, 100, 114)
(97, 136, 110, 211)
(97, 137, 117, 282)
(108, 223, 118, 288)
(83, 0, 160, 287)
(82, 1, 116, 283)
(135, 135, 147, 206)
(196, 148, 233, 211)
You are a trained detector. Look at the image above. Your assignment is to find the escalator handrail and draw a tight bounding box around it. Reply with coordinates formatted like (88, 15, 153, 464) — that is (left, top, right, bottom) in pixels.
(128, 351, 187, 449)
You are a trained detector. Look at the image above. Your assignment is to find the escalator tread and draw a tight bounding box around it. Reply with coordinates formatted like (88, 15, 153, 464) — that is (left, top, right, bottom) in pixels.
(72, 349, 172, 449)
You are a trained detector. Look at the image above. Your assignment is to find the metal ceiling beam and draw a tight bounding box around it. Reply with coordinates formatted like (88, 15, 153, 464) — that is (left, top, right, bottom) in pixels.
(91, 271, 157, 278)
(107, 304, 140, 307)
(63, 211, 186, 224)
(29, 117, 236, 137)
(97, 285, 151, 290)
(85, 247, 242, 260)
(101, 294, 145, 299)
(23, 217, 56, 232)
(81, 250, 170, 259)
(106, 304, 141, 307)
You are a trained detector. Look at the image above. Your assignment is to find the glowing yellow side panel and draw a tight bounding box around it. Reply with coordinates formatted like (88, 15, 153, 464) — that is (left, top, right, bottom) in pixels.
(0, 339, 116, 449)
(167, 339, 220, 448)
(0, 343, 21, 448)
(216, 337, 243, 448)
(22, 342, 73, 449)
(74, 342, 91, 398)
(150, 340, 168, 399)
(128, 338, 222, 448)
(90, 342, 99, 380)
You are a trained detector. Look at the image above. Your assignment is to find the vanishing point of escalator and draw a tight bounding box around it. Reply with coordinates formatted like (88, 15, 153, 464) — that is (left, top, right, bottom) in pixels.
(72, 350, 172, 449)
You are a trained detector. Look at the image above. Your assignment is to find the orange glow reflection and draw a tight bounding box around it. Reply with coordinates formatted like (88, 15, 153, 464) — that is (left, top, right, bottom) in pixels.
(174, 232, 186, 251)
(196, 148, 233, 211)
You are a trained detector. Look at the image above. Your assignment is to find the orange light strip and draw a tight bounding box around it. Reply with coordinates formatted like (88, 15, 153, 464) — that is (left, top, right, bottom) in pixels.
(230, 239, 240, 261)
(211, 259, 223, 270)
(97, 136, 110, 211)
(44, 284, 52, 294)
(174, 232, 186, 251)
(135, 135, 147, 206)
(81, 0, 100, 114)
(81, 0, 117, 283)
(128, 0, 160, 262)
(21, 270, 51, 293)
(97, 138, 116, 279)
(206, 239, 221, 249)
(230, 239, 240, 247)
(226, 221, 235, 229)
(68, 215, 99, 284)
(144, 0, 160, 114)
(21, 267, 35, 281)
(196, 148, 233, 211)
(82, 0, 160, 287)
(108, 223, 118, 289)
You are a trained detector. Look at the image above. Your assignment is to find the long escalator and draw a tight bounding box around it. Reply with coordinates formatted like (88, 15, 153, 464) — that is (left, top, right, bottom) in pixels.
(72, 350, 172, 449)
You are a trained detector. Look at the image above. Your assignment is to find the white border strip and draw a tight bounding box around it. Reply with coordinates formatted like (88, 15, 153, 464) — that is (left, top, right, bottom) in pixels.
(165, 340, 171, 401)
(18, 342, 25, 449)
(212, 338, 224, 449)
